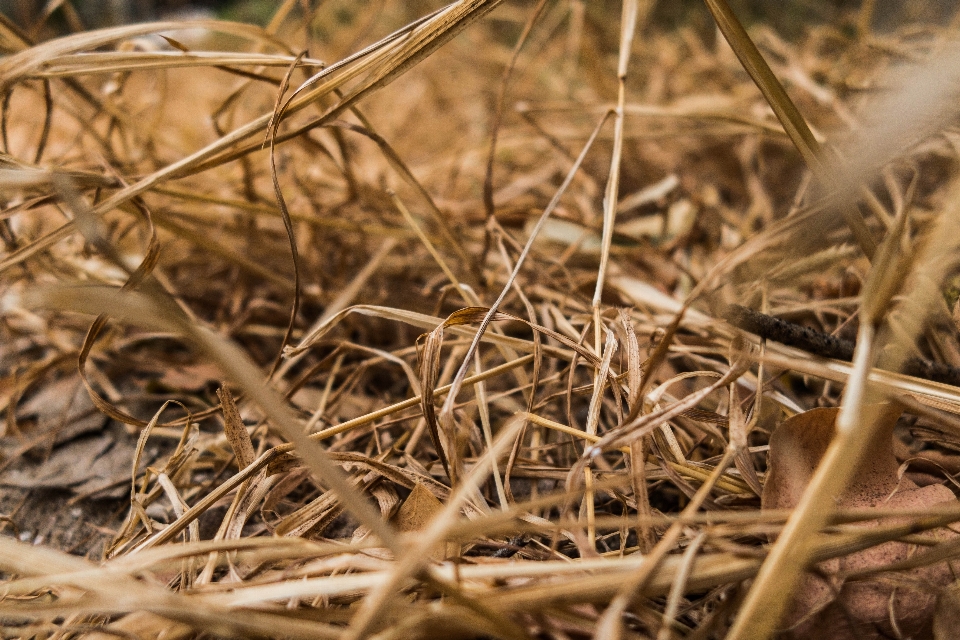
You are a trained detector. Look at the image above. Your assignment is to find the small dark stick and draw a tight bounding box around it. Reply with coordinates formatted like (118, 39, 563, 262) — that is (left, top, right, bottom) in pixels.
(723, 304, 960, 387)
(901, 358, 960, 388)
(724, 304, 855, 361)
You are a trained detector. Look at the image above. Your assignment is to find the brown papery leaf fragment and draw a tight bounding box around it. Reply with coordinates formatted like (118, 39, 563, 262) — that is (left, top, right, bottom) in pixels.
(217, 386, 255, 471)
(762, 406, 960, 639)
(391, 481, 456, 561)
(934, 583, 960, 640)
(393, 482, 444, 533)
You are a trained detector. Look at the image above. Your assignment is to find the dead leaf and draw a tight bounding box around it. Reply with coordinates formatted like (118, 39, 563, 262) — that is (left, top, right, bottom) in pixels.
(393, 482, 443, 532)
(218, 385, 255, 470)
(0, 435, 112, 489)
(934, 583, 960, 640)
(763, 406, 959, 639)
(0, 429, 150, 500)
(153, 362, 223, 392)
(17, 375, 106, 445)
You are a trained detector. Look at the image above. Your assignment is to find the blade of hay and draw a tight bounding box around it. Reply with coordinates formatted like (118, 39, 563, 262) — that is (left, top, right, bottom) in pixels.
(0, 20, 289, 90)
(657, 531, 707, 640)
(265, 52, 308, 376)
(592, 0, 639, 309)
(31, 51, 326, 77)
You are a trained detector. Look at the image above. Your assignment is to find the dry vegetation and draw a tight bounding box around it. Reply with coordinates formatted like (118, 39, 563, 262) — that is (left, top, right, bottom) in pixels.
(4, 0, 960, 638)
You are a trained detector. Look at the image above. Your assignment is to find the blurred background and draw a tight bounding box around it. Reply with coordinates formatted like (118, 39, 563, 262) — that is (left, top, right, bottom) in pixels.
(2, 0, 959, 39)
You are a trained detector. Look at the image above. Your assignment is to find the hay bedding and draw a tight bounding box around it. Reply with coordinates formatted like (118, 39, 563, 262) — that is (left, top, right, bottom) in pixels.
(2, 1, 960, 638)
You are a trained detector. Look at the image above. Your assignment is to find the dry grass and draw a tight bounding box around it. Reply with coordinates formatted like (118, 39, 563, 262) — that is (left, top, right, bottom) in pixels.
(4, 1, 960, 638)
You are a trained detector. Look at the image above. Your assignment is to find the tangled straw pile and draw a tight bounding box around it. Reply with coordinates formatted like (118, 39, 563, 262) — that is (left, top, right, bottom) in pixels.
(5, 1, 960, 638)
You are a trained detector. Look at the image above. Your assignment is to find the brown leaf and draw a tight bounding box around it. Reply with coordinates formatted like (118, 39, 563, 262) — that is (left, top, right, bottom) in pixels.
(934, 583, 960, 640)
(154, 362, 222, 392)
(17, 375, 106, 445)
(393, 482, 443, 533)
(763, 406, 959, 639)
(0, 434, 112, 489)
(217, 386, 255, 470)
(0, 428, 153, 500)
